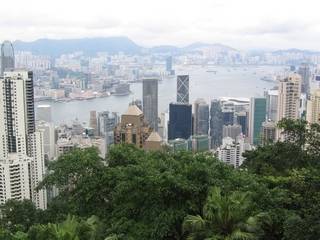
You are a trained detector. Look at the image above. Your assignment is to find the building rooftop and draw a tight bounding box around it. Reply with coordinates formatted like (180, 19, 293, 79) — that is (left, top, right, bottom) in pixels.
(124, 105, 143, 116)
(146, 131, 162, 142)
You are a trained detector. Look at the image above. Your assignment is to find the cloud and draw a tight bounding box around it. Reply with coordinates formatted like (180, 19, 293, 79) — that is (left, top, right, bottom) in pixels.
(241, 20, 311, 36)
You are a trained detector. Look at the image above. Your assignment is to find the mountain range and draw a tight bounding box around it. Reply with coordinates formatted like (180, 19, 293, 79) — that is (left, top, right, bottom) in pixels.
(12, 37, 319, 56)
(13, 37, 239, 56)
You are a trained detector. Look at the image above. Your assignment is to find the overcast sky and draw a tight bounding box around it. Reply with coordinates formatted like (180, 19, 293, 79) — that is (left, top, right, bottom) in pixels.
(1, 0, 319, 50)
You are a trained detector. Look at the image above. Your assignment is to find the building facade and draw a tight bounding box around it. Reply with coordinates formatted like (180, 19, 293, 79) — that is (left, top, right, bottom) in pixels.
(142, 78, 158, 131)
(177, 75, 189, 104)
(114, 105, 152, 149)
(0, 71, 47, 209)
(248, 97, 267, 145)
(210, 99, 223, 148)
(168, 103, 192, 140)
(193, 98, 209, 135)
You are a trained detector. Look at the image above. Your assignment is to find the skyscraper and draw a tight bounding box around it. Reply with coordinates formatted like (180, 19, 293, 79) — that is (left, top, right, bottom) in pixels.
(168, 103, 192, 140)
(210, 100, 223, 148)
(298, 63, 310, 95)
(265, 89, 278, 122)
(277, 74, 301, 122)
(177, 75, 189, 104)
(143, 78, 158, 131)
(248, 97, 266, 145)
(89, 111, 97, 135)
(193, 98, 209, 135)
(221, 102, 235, 125)
(236, 112, 248, 136)
(114, 105, 152, 149)
(166, 56, 173, 72)
(307, 89, 320, 124)
(0, 71, 46, 209)
(1, 41, 15, 76)
(261, 120, 277, 145)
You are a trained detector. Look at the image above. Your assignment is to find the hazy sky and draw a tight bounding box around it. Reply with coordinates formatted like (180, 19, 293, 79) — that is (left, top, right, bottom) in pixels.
(1, 0, 319, 50)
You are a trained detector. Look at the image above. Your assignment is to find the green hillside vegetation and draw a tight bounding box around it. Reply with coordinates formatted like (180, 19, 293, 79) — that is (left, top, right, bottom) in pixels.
(1, 118, 319, 239)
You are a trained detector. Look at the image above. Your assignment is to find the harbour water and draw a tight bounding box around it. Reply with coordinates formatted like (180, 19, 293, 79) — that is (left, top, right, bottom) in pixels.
(36, 65, 285, 124)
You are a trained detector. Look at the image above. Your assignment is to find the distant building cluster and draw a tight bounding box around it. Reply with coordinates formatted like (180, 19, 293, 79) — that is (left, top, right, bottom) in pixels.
(0, 39, 319, 209)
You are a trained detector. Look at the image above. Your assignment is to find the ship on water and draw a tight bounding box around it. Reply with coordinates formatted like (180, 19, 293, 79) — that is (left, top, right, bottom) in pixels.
(112, 83, 131, 96)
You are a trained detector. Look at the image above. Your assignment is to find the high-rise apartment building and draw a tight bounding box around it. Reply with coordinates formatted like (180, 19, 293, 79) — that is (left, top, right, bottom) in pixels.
(177, 75, 189, 104)
(168, 103, 192, 140)
(114, 105, 152, 149)
(307, 89, 320, 124)
(277, 74, 301, 121)
(0, 71, 46, 209)
(248, 97, 266, 145)
(193, 98, 209, 135)
(1, 41, 15, 76)
(143, 78, 158, 131)
(298, 63, 310, 95)
(210, 99, 223, 148)
(261, 120, 277, 145)
(265, 89, 278, 122)
(216, 136, 251, 168)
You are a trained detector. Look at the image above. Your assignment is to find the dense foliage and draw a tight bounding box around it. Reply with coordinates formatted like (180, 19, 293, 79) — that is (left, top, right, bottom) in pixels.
(1, 118, 319, 239)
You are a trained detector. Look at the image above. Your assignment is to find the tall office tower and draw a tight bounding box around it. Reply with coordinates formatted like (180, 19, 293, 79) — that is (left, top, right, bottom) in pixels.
(89, 111, 97, 134)
(143, 78, 158, 131)
(307, 89, 320, 124)
(129, 99, 142, 111)
(1, 41, 15, 76)
(97, 111, 119, 137)
(216, 136, 251, 168)
(265, 89, 278, 122)
(168, 103, 192, 140)
(0, 71, 46, 209)
(177, 75, 189, 103)
(193, 98, 209, 135)
(223, 124, 242, 140)
(36, 105, 52, 123)
(248, 97, 267, 145)
(210, 100, 223, 148)
(236, 112, 248, 136)
(166, 56, 173, 72)
(37, 121, 55, 161)
(158, 112, 169, 141)
(298, 63, 310, 95)
(277, 74, 301, 122)
(222, 102, 235, 125)
(114, 105, 152, 149)
(261, 121, 277, 145)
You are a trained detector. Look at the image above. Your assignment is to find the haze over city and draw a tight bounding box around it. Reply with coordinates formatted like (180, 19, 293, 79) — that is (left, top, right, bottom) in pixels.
(1, 0, 320, 50)
(1, 1, 320, 239)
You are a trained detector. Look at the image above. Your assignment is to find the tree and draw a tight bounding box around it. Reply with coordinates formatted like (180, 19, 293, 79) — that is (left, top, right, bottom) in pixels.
(183, 187, 263, 240)
(38, 147, 108, 217)
(0, 199, 41, 233)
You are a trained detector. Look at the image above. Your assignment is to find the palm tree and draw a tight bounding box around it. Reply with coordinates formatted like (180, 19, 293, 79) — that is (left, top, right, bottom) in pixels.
(183, 187, 262, 240)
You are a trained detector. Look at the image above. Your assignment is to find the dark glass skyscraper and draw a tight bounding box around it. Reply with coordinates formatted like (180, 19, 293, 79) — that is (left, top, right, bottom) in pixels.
(1, 41, 15, 76)
(210, 99, 223, 148)
(143, 78, 158, 131)
(168, 103, 192, 140)
(177, 75, 189, 104)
